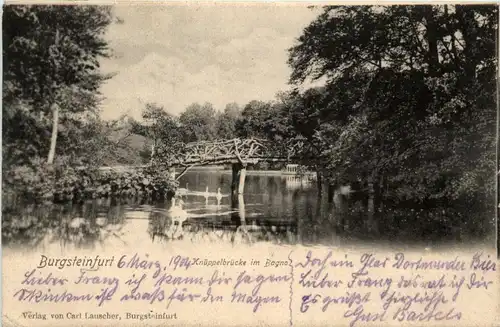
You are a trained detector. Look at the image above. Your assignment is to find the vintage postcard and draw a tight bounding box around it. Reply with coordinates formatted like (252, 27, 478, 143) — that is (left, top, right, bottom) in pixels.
(2, 2, 499, 327)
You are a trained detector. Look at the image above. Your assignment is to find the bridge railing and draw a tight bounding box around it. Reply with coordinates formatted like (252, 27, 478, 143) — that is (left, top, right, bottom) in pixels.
(154, 137, 304, 166)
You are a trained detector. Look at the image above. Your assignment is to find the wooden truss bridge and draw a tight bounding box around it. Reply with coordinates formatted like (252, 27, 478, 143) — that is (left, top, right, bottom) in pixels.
(160, 138, 299, 165)
(155, 137, 305, 195)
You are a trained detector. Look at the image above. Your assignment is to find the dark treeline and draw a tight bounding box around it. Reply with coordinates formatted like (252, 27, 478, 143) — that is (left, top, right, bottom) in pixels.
(291, 5, 498, 239)
(132, 5, 498, 239)
(2, 6, 177, 201)
(2, 5, 497, 239)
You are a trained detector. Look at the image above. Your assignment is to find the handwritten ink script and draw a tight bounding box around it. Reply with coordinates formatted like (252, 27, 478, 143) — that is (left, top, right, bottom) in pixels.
(10, 250, 496, 326)
(14, 254, 291, 316)
(295, 251, 496, 327)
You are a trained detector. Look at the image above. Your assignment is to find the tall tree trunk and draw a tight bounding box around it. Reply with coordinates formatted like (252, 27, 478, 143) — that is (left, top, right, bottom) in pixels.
(456, 6, 478, 81)
(321, 173, 329, 200)
(316, 168, 323, 195)
(149, 140, 156, 164)
(327, 183, 335, 203)
(47, 28, 61, 165)
(366, 172, 381, 234)
(375, 174, 385, 218)
(316, 167, 330, 199)
(47, 103, 59, 165)
(423, 6, 439, 77)
(444, 5, 461, 70)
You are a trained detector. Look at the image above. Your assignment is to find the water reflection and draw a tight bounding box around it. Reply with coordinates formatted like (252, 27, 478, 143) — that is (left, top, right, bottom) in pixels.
(1, 170, 490, 252)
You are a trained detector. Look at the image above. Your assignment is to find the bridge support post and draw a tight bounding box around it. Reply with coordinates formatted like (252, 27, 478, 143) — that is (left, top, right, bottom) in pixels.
(231, 162, 247, 195)
(231, 164, 240, 197)
(238, 164, 247, 194)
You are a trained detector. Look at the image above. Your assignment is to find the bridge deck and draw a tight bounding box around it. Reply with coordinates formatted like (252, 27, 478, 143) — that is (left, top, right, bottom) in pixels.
(157, 137, 301, 167)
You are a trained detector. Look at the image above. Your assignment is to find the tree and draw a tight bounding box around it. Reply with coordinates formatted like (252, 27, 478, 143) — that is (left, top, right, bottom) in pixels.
(179, 102, 217, 142)
(130, 103, 181, 163)
(289, 6, 496, 83)
(56, 114, 147, 166)
(287, 5, 497, 234)
(3, 5, 114, 165)
(236, 100, 274, 138)
(215, 102, 241, 139)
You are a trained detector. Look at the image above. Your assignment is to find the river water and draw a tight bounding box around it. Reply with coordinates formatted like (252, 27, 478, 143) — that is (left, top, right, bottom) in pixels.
(1, 170, 494, 252)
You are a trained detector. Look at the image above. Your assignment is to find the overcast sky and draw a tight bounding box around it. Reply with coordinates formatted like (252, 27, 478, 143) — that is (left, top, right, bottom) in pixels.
(98, 4, 320, 120)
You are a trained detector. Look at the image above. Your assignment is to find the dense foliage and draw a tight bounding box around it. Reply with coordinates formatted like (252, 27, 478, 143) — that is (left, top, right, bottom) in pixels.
(3, 161, 176, 202)
(2, 5, 175, 201)
(3, 4, 496, 240)
(285, 5, 497, 235)
(131, 5, 497, 239)
(3, 6, 113, 166)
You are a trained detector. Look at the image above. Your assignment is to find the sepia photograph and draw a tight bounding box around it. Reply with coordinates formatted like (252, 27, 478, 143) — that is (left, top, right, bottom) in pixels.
(2, 4, 498, 253)
(2, 4, 499, 327)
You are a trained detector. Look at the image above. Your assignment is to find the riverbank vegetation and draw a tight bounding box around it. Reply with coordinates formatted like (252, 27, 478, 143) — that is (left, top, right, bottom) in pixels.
(3, 5, 497, 240)
(283, 5, 497, 239)
(127, 5, 497, 239)
(2, 6, 176, 201)
(3, 162, 175, 202)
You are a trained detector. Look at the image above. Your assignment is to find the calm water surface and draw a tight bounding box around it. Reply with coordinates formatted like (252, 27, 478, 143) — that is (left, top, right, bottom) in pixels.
(1, 170, 492, 252)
